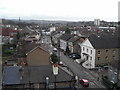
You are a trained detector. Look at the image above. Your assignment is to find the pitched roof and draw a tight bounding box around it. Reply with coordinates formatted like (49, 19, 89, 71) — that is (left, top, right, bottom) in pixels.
(68, 36, 80, 43)
(59, 34, 73, 41)
(89, 36, 120, 49)
(20, 65, 73, 84)
(25, 42, 37, 54)
(25, 42, 49, 55)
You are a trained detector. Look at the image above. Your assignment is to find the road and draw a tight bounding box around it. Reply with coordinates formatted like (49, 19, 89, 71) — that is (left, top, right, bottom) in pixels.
(40, 35, 108, 89)
(60, 52, 108, 89)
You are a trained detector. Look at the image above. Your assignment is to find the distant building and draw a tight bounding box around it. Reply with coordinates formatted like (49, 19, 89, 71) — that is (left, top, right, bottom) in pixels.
(59, 34, 73, 51)
(50, 27, 56, 32)
(94, 19, 100, 26)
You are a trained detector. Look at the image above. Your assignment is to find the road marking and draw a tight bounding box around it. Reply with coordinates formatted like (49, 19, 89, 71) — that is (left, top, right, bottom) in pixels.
(89, 82, 95, 85)
(83, 71, 105, 88)
(83, 71, 94, 80)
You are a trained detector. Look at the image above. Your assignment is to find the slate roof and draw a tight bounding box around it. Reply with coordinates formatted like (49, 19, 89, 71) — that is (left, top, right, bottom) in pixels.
(68, 36, 80, 43)
(25, 42, 37, 54)
(3, 66, 20, 85)
(89, 36, 120, 49)
(59, 34, 73, 41)
(25, 42, 49, 54)
(20, 65, 73, 84)
(3, 66, 74, 85)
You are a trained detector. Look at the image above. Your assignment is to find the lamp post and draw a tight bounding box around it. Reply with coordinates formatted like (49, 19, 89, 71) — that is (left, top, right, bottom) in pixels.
(46, 77, 49, 90)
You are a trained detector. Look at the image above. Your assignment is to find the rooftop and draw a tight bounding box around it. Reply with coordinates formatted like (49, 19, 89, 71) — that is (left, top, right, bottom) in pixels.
(89, 36, 120, 49)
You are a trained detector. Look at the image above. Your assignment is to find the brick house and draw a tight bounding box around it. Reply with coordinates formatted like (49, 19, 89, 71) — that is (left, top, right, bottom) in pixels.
(25, 42, 50, 66)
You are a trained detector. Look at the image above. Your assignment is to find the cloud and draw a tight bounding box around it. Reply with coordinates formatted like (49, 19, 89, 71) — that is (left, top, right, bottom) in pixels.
(0, 0, 119, 21)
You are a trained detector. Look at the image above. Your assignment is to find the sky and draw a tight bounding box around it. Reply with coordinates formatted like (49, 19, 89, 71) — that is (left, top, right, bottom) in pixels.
(0, 0, 119, 21)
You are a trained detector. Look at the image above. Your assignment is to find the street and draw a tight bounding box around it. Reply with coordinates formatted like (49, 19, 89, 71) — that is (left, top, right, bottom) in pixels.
(60, 52, 107, 88)
(40, 35, 108, 89)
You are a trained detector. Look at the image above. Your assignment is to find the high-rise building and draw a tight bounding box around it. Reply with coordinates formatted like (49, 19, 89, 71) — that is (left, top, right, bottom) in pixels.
(94, 19, 100, 26)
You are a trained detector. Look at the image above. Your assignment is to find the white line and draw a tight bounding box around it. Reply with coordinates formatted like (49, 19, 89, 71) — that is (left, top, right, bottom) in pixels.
(84, 71, 94, 79)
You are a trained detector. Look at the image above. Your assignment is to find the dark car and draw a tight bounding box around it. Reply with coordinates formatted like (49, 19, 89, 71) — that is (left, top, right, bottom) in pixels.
(79, 79, 89, 87)
(68, 53, 81, 59)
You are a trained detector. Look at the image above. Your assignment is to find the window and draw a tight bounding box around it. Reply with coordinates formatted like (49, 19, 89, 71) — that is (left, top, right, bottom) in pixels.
(91, 50, 92, 54)
(90, 57, 92, 60)
(87, 49, 88, 52)
(83, 47, 85, 51)
(106, 50, 108, 54)
(98, 51, 101, 55)
(113, 56, 115, 60)
(98, 57, 100, 60)
(113, 50, 115, 54)
(105, 56, 108, 60)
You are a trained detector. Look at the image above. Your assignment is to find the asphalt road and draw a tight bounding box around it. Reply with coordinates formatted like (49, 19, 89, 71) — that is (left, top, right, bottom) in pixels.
(60, 52, 107, 89)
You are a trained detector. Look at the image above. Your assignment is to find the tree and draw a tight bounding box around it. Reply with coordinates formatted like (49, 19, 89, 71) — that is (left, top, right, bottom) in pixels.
(50, 53, 59, 64)
(65, 28, 71, 34)
(16, 32, 20, 41)
(66, 46, 70, 54)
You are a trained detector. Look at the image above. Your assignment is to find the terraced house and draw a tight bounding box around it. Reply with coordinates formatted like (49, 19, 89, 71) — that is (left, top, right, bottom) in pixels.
(79, 36, 120, 69)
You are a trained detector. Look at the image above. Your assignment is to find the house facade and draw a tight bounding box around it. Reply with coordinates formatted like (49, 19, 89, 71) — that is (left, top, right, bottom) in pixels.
(26, 46, 50, 66)
(51, 32, 62, 46)
(79, 38, 96, 69)
(80, 37, 120, 69)
(95, 48, 119, 66)
(68, 36, 85, 54)
(59, 34, 73, 51)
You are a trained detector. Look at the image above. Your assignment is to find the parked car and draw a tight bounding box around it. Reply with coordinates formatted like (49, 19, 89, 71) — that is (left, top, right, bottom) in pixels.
(79, 79, 89, 87)
(58, 61, 63, 65)
(53, 48, 57, 52)
(68, 53, 81, 59)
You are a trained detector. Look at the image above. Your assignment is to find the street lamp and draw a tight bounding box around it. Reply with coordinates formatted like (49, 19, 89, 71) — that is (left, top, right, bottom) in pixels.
(46, 77, 49, 90)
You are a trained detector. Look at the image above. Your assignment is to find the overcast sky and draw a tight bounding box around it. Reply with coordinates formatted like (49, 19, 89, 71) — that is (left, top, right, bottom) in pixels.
(0, 0, 119, 21)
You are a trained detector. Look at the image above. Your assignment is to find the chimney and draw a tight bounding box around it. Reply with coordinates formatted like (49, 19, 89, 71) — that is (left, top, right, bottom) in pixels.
(35, 41, 41, 46)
